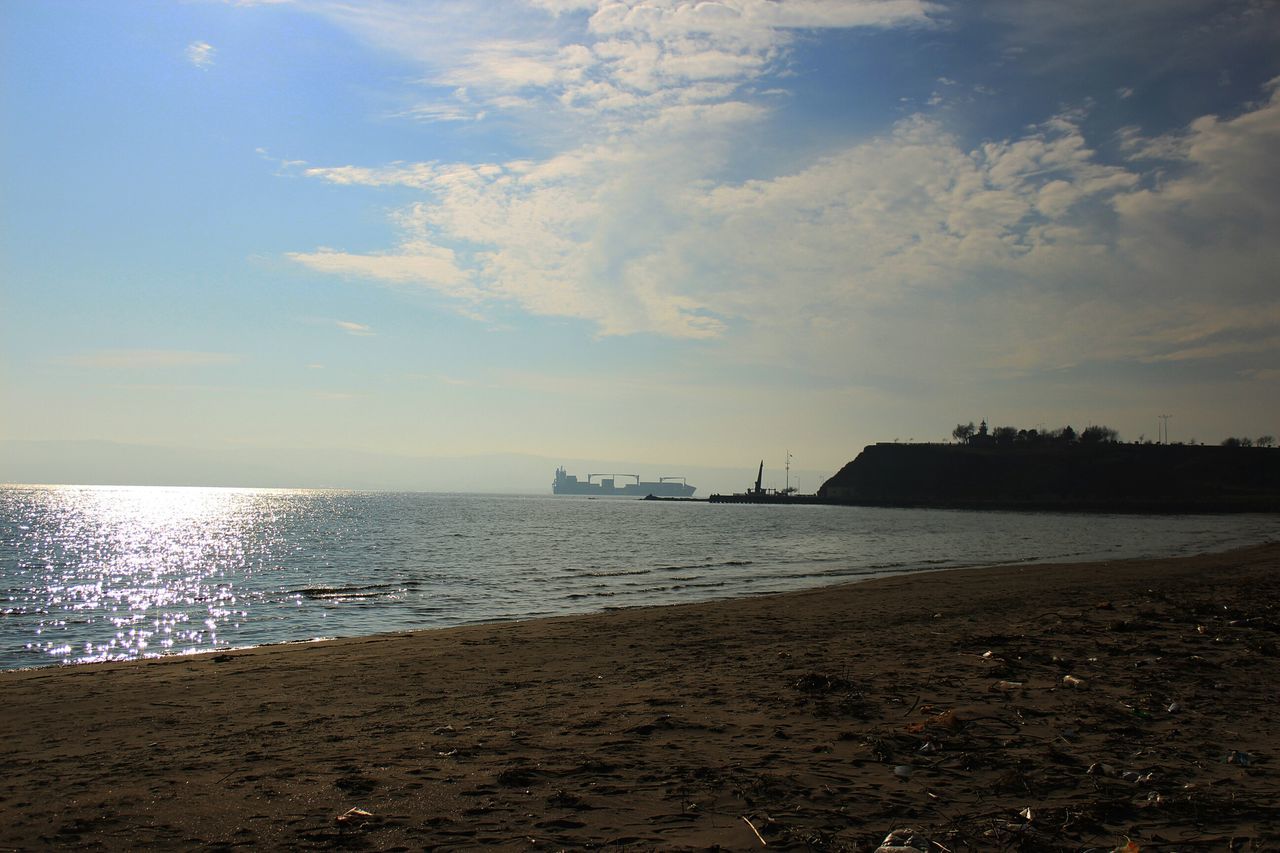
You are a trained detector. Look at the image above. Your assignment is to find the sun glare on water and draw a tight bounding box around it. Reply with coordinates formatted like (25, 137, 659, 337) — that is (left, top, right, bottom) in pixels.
(5, 485, 280, 665)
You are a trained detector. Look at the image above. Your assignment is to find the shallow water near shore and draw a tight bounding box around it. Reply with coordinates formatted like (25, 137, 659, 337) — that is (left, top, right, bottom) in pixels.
(1, 484, 1275, 670)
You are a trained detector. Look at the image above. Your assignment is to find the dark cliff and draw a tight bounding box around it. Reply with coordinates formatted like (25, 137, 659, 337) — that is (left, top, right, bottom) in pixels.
(818, 443, 1280, 512)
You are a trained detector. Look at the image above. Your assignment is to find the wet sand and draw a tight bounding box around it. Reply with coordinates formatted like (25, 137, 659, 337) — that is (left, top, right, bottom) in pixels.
(2, 543, 1278, 850)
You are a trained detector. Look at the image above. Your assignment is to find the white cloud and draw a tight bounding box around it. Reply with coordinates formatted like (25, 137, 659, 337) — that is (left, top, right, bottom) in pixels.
(335, 320, 377, 336)
(279, 0, 937, 128)
(390, 102, 484, 122)
(269, 4, 1277, 383)
(186, 41, 216, 68)
(289, 79, 1280, 381)
(301, 162, 443, 189)
(288, 245, 478, 300)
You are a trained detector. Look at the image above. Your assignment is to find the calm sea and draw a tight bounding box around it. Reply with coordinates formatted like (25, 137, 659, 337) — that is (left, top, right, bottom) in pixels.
(1, 484, 1275, 670)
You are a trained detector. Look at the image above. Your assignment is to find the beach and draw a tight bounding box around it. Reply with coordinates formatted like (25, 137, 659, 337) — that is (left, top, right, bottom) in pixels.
(2, 543, 1278, 851)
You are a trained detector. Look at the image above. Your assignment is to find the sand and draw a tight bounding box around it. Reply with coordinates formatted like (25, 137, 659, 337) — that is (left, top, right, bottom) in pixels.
(2, 543, 1279, 851)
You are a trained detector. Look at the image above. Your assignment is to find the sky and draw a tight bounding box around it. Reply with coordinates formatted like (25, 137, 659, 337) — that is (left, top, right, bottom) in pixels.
(3, 0, 1279, 489)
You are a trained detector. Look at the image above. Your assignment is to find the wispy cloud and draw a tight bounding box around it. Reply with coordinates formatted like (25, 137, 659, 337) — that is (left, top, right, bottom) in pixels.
(62, 350, 240, 369)
(335, 320, 377, 336)
(269, 3, 1280, 382)
(186, 41, 216, 69)
(288, 0, 939, 129)
(288, 76, 1280, 376)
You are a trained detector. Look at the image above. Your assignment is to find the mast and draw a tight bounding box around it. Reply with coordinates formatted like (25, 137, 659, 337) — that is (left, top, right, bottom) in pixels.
(754, 460, 764, 495)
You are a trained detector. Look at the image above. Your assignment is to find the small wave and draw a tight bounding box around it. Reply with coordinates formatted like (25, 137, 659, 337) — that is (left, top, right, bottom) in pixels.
(292, 582, 406, 601)
(655, 558, 751, 572)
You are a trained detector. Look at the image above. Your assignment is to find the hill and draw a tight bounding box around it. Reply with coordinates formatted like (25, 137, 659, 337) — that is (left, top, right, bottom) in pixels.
(818, 442, 1280, 512)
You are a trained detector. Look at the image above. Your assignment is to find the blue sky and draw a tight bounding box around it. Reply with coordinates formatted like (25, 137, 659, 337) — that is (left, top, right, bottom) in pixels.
(3, 0, 1279, 486)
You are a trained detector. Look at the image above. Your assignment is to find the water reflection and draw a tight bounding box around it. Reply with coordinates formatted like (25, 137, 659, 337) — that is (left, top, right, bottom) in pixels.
(1, 485, 1275, 670)
(3, 486, 267, 664)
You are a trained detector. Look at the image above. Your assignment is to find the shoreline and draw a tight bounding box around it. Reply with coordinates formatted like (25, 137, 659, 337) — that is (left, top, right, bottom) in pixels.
(3, 543, 1278, 849)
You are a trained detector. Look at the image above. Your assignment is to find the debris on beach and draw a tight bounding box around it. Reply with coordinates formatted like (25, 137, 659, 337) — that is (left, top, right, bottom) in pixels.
(873, 827, 929, 852)
(990, 679, 1024, 691)
(335, 807, 376, 828)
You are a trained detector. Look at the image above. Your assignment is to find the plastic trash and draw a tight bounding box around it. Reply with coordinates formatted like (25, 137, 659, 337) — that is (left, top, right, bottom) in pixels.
(1062, 674, 1088, 689)
(990, 680, 1024, 692)
(874, 828, 929, 852)
(893, 764, 914, 779)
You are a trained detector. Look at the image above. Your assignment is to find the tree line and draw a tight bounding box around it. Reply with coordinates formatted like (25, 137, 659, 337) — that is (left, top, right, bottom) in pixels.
(951, 420, 1276, 448)
(951, 421, 1119, 445)
(1222, 435, 1275, 448)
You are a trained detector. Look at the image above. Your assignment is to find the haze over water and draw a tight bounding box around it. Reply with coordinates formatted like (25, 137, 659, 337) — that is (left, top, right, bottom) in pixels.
(1, 484, 1274, 671)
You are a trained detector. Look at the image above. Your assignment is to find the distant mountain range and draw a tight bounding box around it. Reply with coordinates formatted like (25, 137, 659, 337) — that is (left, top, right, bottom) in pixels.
(0, 440, 826, 497)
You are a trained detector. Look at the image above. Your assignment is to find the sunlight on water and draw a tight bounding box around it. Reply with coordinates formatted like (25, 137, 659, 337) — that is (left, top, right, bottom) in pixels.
(1, 484, 1275, 670)
(2, 486, 280, 665)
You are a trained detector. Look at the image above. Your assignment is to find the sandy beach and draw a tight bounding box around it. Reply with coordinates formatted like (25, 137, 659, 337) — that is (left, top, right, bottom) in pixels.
(2, 543, 1278, 850)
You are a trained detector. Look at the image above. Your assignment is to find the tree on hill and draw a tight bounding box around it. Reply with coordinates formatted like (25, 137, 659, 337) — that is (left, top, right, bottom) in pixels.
(993, 426, 1018, 444)
(1051, 425, 1077, 443)
(1080, 425, 1120, 444)
(952, 422, 976, 443)
(1257, 435, 1275, 448)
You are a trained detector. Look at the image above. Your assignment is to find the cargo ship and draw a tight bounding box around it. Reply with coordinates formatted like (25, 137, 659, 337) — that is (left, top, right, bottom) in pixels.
(553, 467, 696, 497)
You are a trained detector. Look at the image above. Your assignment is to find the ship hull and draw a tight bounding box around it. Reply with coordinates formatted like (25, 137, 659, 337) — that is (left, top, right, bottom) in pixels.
(553, 468, 696, 497)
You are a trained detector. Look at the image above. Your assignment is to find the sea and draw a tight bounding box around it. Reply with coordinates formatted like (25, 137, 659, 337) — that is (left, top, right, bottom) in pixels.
(1, 484, 1275, 671)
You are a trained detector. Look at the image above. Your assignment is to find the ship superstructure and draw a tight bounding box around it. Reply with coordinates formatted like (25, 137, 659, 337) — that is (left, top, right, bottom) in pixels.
(553, 467, 696, 497)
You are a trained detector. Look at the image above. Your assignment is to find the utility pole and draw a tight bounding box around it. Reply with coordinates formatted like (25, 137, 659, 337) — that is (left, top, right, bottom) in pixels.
(1158, 414, 1172, 444)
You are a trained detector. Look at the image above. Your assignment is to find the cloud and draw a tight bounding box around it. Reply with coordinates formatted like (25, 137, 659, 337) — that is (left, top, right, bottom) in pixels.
(62, 350, 240, 369)
(281, 0, 937, 128)
(288, 245, 477, 300)
(335, 320, 377, 336)
(300, 162, 443, 189)
(269, 4, 1278, 387)
(289, 98, 767, 339)
(288, 76, 1280, 383)
(390, 101, 484, 122)
(186, 41, 216, 68)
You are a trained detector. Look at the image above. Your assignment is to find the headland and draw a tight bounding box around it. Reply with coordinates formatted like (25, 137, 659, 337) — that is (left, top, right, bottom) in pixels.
(818, 441, 1280, 512)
